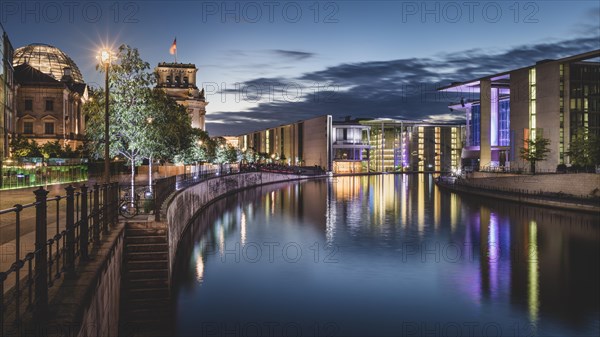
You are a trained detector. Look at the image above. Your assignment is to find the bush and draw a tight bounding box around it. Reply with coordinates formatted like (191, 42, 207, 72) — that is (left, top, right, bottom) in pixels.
(556, 164, 567, 173)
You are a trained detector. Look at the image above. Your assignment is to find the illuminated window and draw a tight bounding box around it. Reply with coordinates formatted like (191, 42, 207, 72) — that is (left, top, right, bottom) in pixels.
(529, 68, 537, 139)
(470, 105, 481, 146)
(498, 99, 510, 146)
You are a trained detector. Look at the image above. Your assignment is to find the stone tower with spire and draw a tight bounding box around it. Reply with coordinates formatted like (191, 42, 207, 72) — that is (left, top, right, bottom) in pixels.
(155, 62, 208, 130)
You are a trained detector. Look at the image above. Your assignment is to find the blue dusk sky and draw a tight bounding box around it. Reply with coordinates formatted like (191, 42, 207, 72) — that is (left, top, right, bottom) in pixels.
(2, 0, 599, 135)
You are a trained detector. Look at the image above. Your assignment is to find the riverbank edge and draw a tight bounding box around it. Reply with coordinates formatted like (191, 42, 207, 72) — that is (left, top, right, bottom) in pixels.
(163, 173, 328, 272)
(435, 180, 600, 214)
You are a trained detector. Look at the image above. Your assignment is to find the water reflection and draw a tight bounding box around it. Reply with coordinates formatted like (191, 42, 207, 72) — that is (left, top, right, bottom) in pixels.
(173, 175, 599, 336)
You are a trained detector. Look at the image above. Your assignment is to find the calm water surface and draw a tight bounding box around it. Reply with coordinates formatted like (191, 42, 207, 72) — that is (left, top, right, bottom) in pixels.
(172, 175, 599, 337)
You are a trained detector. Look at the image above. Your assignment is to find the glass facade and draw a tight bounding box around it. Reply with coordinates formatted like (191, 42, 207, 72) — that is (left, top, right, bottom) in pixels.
(13, 44, 84, 83)
(569, 63, 600, 139)
(470, 104, 481, 146)
(498, 99, 510, 146)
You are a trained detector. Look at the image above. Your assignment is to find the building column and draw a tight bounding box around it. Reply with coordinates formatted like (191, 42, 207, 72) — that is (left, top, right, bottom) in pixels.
(480, 79, 492, 168)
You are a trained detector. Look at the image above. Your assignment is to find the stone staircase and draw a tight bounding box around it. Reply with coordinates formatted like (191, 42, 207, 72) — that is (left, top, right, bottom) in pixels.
(120, 222, 173, 336)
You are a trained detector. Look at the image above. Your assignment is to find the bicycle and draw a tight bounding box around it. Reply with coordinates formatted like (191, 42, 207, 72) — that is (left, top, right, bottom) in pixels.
(119, 193, 140, 218)
(119, 186, 154, 218)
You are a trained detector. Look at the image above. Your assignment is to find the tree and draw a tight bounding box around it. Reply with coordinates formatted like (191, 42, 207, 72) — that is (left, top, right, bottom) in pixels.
(174, 129, 211, 165)
(242, 148, 257, 164)
(567, 128, 600, 169)
(519, 136, 551, 174)
(10, 136, 42, 158)
(84, 44, 156, 189)
(143, 89, 195, 186)
(213, 137, 229, 172)
(211, 137, 240, 172)
(226, 145, 240, 164)
(40, 141, 63, 159)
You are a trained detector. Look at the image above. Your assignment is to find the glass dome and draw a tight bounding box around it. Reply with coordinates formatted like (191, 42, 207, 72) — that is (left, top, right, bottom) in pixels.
(13, 43, 84, 83)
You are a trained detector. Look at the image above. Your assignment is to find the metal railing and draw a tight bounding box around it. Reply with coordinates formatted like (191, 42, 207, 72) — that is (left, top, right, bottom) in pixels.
(152, 167, 240, 221)
(120, 165, 305, 222)
(0, 182, 119, 334)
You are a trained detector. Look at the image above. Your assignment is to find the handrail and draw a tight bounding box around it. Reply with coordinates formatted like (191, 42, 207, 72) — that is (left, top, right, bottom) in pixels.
(0, 182, 119, 333)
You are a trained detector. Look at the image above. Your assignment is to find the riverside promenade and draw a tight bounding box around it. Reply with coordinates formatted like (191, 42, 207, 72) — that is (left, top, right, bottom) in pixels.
(0, 175, 153, 278)
(1, 168, 324, 336)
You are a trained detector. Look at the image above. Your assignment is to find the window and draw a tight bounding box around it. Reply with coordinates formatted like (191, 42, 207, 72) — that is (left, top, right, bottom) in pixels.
(25, 99, 33, 111)
(23, 122, 34, 134)
(175, 76, 180, 85)
(183, 77, 189, 85)
(499, 99, 510, 146)
(44, 122, 55, 134)
(470, 105, 481, 147)
(166, 76, 171, 84)
(45, 100, 54, 111)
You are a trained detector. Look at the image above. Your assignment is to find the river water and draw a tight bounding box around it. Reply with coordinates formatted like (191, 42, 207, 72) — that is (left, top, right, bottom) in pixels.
(171, 174, 599, 337)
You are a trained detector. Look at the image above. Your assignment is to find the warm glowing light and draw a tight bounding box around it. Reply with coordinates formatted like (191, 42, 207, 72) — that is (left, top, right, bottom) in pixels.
(195, 254, 205, 283)
(147, 117, 154, 124)
(218, 224, 225, 256)
(528, 220, 539, 323)
(198, 140, 204, 146)
(240, 211, 247, 246)
(100, 49, 111, 64)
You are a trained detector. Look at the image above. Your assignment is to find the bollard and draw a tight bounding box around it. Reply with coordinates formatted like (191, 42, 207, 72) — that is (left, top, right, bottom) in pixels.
(34, 187, 49, 319)
(93, 183, 100, 243)
(80, 185, 89, 259)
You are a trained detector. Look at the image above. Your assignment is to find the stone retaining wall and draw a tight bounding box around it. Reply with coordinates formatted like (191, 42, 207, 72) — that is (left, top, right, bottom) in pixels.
(76, 229, 124, 337)
(165, 172, 313, 274)
(466, 173, 600, 197)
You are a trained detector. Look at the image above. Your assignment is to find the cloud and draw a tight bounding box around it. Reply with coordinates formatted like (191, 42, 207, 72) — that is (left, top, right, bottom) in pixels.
(271, 49, 315, 60)
(206, 35, 600, 136)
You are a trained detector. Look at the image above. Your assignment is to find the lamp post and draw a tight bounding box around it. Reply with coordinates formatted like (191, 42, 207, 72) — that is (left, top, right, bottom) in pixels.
(100, 49, 111, 183)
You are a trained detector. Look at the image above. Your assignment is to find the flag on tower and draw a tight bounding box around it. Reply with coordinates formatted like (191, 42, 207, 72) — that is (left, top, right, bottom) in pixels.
(170, 38, 177, 55)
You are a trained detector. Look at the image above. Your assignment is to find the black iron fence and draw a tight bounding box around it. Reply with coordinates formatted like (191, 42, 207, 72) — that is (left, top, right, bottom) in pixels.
(152, 167, 241, 221)
(0, 182, 119, 334)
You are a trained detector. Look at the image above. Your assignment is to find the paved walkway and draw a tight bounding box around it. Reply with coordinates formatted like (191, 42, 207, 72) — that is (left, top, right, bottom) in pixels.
(0, 173, 160, 295)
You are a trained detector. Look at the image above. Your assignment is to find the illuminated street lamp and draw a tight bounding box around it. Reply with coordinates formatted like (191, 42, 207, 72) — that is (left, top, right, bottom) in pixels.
(99, 48, 112, 183)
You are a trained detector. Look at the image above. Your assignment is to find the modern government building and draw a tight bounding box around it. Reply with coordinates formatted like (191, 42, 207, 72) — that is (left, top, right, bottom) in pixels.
(439, 50, 600, 172)
(236, 116, 465, 173)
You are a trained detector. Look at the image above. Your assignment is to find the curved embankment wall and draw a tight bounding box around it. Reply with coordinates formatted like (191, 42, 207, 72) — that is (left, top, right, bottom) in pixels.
(438, 173, 600, 213)
(164, 172, 316, 273)
(466, 173, 600, 197)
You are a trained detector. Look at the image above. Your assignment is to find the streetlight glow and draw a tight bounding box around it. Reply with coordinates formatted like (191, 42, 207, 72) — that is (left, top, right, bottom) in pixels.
(100, 50, 111, 64)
